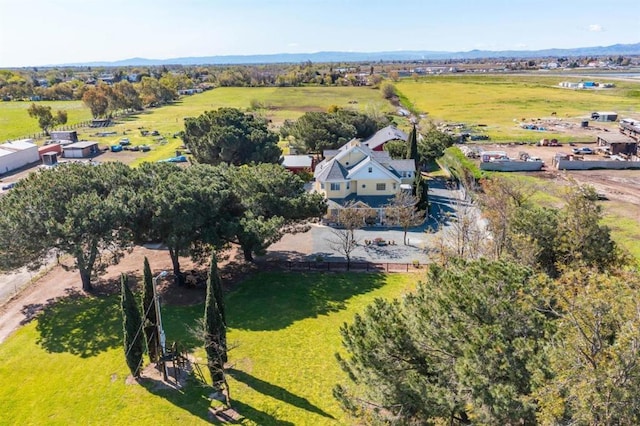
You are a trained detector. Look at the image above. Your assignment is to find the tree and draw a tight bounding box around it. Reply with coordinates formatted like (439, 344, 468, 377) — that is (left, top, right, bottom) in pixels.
(280, 110, 387, 154)
(82, 83, 120, 118)
(327, 202, 369, 267)
(536, 268, 640, 425)
(135, 162, 239, 285)
(27, 103, 67, 135)
(417, 123, 455, 166)
(335, 259, 547, 424)
(0, 162, 137, 291)
(406, 124, 418, 169)
(385, 191, 425, 245)
(182, 108, 281, 166)
(112, 80, 142, 111)
(224, 163, 326, 261)
(413, 172, 429, 211)
(380, 82, 397, 99)
(141, 257, 159, 363)
(121, 274, 144, 378)
(204, 254, 227, 387)
(138, 76, 177, 106)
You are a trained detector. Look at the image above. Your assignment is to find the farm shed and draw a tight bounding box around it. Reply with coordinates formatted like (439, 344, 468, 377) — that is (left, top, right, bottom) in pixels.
(38, 143, 62, 159)
(591, 111, 618, 122)
(41, 152, 58, 166)
(49, 130, 78, 143)
(597, 133, 638, 156)
(62, 141, 100, 158)
(281, 155, 315, 174)
(0, 139, 39, 174)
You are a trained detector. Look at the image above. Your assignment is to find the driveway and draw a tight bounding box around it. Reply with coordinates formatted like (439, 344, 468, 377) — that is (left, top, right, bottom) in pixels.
(265, 178, 471, 264)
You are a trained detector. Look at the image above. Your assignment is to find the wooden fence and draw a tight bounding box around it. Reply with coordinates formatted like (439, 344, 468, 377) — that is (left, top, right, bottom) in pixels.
(257, 259, 423, 273)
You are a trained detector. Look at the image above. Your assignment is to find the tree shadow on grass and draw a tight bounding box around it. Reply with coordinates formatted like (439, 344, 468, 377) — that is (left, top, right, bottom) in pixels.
(226, 272, 387, 331)
(228, 368, 334, 420)
(35, 290, 121, 357)
(141, 375, 295, 425)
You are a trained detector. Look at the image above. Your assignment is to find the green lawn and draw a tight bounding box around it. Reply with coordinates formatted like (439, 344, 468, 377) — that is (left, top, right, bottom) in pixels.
(0, 100, 92, 142)
(0, 272, 417, 425)
(397, 75, 640, 142)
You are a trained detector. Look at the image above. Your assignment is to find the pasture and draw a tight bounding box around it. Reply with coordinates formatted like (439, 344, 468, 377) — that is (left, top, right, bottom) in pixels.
(0, 100, 92, 142)
(0, 272, 416, 425)
(397, 75, 640, 142)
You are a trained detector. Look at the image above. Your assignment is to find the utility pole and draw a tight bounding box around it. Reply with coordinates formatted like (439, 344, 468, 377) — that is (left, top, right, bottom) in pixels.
(152, 270, 169, 380)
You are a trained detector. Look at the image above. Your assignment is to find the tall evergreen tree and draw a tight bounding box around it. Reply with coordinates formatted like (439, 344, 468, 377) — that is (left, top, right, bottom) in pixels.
(414, 172, 429, 210)
(204, 254, 227, 385)
(141, 257, 159, 363)
(406, 124, 418, 170)
(121, 273, 144, 378)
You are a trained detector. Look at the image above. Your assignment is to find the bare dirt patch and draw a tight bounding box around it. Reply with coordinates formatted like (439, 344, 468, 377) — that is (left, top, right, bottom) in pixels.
(0, 244, 252, 343)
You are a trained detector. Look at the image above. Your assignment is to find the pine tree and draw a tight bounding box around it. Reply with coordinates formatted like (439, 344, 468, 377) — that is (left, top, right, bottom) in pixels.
(204, 254, 227, 385)
(141, 257, 159, 363)
(406, 124, 418, 170)
(121, 273, 144, 378)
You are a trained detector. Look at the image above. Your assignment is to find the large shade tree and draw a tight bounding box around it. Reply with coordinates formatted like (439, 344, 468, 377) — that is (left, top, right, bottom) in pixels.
(223, 163, 326, 261)
(335, 259, 547, 425)
(0, 162, 137, 291)
(134, 162, 240, 285)
(182, 107, 281, 166)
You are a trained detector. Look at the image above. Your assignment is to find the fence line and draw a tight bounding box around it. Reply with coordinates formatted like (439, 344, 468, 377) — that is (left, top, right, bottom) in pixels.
(256, 259, 423, 273)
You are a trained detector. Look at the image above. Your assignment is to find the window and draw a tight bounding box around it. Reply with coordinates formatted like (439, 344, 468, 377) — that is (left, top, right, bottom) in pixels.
(376, 183, 386, 191)
(320, 183, 325, 189)
(330, 183, 341, 191)
(346, 183, 350, 190)
(368, 167, 372, 173)
(407, 172, 412, 177)
(393, 183, 397, 190)
(362, 184, 366, 188)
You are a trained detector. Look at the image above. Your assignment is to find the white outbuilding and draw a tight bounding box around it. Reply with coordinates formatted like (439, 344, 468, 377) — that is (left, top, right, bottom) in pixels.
(0, 139, 39, 174)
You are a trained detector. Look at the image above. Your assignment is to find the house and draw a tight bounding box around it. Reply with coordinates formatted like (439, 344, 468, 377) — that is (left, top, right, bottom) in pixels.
(619, 118, 640, 142)
(62, 141, 100, 158)
(314, 139, 415, 225)
(359, 125, 408, 151)
(0, 139, 40, 174)
(597, 133, 638, 156)
(281, 155, 315, 174)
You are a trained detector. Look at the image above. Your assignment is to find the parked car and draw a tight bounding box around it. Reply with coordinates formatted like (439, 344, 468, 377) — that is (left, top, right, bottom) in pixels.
(572, 147, 594, 155)
(110, 144, 123, 152)
(119, 138, 131, 146)
(2, 182, 16, 190)
(139, 145, 151, 152)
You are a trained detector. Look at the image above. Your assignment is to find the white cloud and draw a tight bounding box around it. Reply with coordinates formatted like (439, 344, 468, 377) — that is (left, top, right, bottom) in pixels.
(588, 24, 603, 32)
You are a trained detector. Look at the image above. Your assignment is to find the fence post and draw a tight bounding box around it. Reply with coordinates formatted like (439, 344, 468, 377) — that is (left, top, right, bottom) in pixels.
(407, 263, 409, 272)
(386, 263, 389, 272)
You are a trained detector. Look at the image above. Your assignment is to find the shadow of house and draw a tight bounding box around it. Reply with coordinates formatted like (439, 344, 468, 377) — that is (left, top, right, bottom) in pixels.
(228, 368, 334, 420)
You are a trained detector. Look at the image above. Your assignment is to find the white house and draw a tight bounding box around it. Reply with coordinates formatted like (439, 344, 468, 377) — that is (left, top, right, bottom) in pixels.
(0, 139, 39, 175)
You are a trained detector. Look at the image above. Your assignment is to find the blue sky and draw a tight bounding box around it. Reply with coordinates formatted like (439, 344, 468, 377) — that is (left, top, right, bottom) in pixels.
(1, 0, 639, 67)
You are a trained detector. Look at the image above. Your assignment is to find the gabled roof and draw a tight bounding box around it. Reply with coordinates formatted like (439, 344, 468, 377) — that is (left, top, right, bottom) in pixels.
(347, 156, 401, 182)
(362, 125, 408, 150)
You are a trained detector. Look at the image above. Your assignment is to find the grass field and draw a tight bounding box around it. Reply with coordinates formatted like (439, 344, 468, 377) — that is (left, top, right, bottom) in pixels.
(397, 75, 640, 142)
(0, 272, 417, 425)
(0, 100, 92, 142)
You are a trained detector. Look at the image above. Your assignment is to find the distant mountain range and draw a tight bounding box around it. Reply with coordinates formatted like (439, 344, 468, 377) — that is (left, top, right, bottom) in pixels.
(62, 42, 640, 67)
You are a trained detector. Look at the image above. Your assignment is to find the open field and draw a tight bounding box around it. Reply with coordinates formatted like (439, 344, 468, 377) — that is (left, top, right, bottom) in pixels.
(0, 271, 416, 425)
(397, 75, 640, 142)
(0, 100, 92, 142)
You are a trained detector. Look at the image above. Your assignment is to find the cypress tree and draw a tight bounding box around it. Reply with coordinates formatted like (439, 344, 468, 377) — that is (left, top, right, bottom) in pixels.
(204, 254, 227, 385)
(414, 173, 429, 211)
(141, 257, 159, 363)
(406, 124, 419, 170)
(121, 273, 144, 377)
